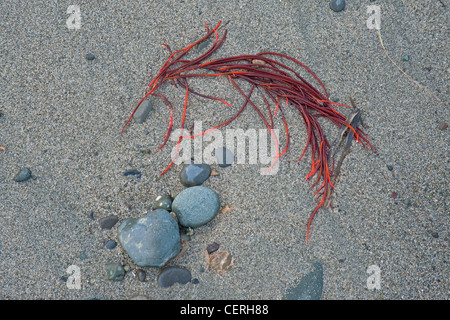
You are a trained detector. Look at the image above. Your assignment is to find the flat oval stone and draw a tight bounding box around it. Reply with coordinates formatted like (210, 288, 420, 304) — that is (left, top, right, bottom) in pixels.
(117, 209, 181, 267)
(172, 186, 220, 228)
(133, 99, 153, 124)
(104, 239, 117, 250)
(157, 266, 192, 288)
(215, 147, 234, 167)
(179, 164, 211, 187)
(14, 167, 32, 182)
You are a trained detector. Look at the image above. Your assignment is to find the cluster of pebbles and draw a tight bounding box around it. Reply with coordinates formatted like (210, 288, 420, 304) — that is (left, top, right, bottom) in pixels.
(104, 157, 234, 288)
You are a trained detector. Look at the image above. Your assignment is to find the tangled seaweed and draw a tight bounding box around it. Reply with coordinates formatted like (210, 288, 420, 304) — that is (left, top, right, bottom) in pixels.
(122, 21, 375, 242)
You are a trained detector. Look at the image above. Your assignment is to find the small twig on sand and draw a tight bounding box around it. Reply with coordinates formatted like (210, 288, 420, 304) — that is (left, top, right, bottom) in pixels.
(376, 29, 444, 105)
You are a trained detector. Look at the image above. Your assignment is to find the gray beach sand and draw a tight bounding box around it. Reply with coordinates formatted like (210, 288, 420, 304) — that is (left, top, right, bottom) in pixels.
(0, 0, 448, 299)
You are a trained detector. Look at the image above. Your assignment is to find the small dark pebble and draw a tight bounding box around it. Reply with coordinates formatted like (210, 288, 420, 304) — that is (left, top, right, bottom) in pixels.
(206, 242, 220, 255)
(179, 163, 211, 187)
(157, 266, 192, 288)
(402, 54, 410, 61)
(152, 194, 172, 211)
(88, 211, 95, 220)
(197, 39, 212, 51)
(123, 169, 142, 179)
(215, 147, 234, 168)
(438, 122, 448, 131)
(192, 278, 200, 285)
(136, 269, 147, 282)
(14, 167, 32, 182)
(105, 239, 117, 250)
(431, 232, 439, 239)
(99, 215, 119, 230)
(387, 165, 393, 171)
(330, 0, 345, 12)
(283, 262, 323, 300)
(391, 192, 398, 199)
(404, 199, 412, 206)
(85, 53, 95, 60)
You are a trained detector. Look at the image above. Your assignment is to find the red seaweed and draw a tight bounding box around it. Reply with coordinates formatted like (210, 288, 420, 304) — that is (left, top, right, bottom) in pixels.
(122, 21, 376, 243)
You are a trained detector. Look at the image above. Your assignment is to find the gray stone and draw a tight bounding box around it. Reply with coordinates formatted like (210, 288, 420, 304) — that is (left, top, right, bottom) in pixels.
(172, 186, 220, 228)
(283, 262, 323, 300)
(136, 269, 147, 282)
(215, 147, 234, 167)
(105, 263, 125, 281)
(157, 266, 192, 288)
(133, 99, 153, 124)
(14, 167, 32, 182)
(123, 169, 142, 179)
(179, 164, 211, 187)
(330, 0, 345, 12)
(99, 215, 119, 230)
(117, 209, 181, 267)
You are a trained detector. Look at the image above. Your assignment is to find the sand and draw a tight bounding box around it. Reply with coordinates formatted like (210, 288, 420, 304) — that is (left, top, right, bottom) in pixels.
(0, 0, 448, 300)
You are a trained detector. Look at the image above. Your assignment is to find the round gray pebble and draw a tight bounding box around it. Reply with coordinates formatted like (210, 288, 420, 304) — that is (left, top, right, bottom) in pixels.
(179, 163, 211, 187)
(105, 239, 117, 250)
(157, 266, 192, 288)
(330, 0, 345, 12)
(86, 53, 95, 60)
(14, 167, 32, 182)
(172, 186, 220, 228)
(215, 147, 234, 167)
(117, 209, 181, 267)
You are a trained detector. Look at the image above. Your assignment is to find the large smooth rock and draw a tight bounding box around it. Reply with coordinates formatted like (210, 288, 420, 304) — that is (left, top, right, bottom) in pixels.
(118, 209, 181, 267)
(172, 186, 220, 228)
